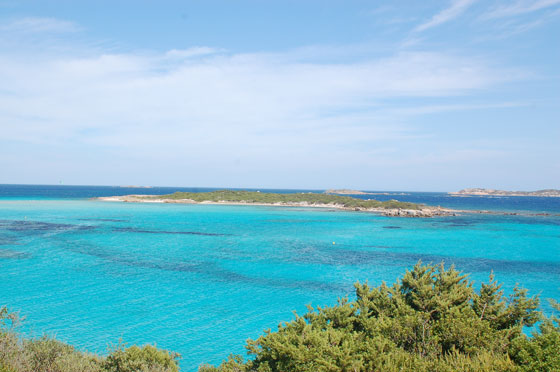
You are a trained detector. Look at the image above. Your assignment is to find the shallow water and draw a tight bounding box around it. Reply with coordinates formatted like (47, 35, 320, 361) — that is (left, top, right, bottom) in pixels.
(1, 186, 559, 370)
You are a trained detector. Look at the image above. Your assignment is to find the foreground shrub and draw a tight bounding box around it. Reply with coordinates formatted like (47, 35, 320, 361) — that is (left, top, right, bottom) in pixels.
(200, 262, 559, 372)
(0, 307, 179, 372)
(103, 343, 180, 372)
(509, 300, 560, 371)
(23, 336, 100, 372)
(0, 326, 100, 372)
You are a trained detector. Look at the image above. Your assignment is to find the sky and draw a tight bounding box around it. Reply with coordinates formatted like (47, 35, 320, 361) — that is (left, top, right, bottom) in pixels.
(0, 0, 559, 191)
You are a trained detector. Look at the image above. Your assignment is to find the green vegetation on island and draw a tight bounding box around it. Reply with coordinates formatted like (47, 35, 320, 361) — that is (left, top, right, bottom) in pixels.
(2, 262, 559, 372)
(144, 190, 423, 210)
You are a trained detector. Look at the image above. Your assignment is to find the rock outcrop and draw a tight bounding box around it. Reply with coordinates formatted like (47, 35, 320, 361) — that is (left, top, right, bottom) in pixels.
(381, 207, 456, 218)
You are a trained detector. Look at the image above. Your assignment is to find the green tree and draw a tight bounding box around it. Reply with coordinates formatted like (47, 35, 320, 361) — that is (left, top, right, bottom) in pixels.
(201, 262, 553, 372)
(509, 299, 560, 371)
(1, 306, 180, 372)
(103, 343, 180, 372)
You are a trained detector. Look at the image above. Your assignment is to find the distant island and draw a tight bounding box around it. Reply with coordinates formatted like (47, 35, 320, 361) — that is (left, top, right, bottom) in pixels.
(98, 190, 454, 217)
(450, 188, 560, 197)
(325, 189, 410, 196)
(324, 189, 373, 195)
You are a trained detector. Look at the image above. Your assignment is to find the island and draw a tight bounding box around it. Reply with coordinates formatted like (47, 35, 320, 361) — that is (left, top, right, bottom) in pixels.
(324, 189, 375, 195)
(98, 190, 455, 217)
(450, 188, 560, 197)
(324, 189, 410, 196)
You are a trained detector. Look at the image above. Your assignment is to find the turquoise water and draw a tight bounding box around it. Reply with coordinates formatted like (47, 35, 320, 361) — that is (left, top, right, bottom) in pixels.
(1, 188, 559, 370)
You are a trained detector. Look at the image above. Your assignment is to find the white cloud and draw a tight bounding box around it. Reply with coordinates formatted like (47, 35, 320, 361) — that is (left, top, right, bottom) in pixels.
(164, 47, 223, 60)
(415, 0, 477, 32)
(483, 0, 560, 19)
(383, 101, 529, 117)
(0, 17, 80, 33)
(0, 48, 516, 151)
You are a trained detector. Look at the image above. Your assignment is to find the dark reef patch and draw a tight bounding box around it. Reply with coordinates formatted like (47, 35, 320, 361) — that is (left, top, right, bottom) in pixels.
(506, 216, 560, 227)
(290, 245, 560, 275)
(0, 220, 95, 234)
(112, 227, 230, 236)
(383, 226, 401, 229)
(0, 234, 19, 246)
(0, 248, 31, 259)
(62, 241, 344, 292)
(432, 217, 479, 227)
(433, 215, 560, 228)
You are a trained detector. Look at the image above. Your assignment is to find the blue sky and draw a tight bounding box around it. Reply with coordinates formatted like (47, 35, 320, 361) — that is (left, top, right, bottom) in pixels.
(0, 0, 558, 191)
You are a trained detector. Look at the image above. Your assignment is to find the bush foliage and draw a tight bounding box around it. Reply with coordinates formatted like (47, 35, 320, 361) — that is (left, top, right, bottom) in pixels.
(200, 262, 560, 372)
(0, 307, 179, 372)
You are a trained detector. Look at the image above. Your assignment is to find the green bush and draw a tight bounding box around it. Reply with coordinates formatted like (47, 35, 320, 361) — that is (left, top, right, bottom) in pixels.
(0, 308, 100, 372)
(509, 300, 560, 371)
(103, 344, 180, 372)
(201, 262, 559, 372)
(24, 336, 100, 372)
(0, 307, 179, 372)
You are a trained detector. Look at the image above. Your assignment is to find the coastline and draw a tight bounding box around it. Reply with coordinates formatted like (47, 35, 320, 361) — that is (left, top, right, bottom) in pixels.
(96, 195, 457, 217)
(449, 193, 560, 198)
(449, 188, 560, 197)
(324, 189, 410, 196)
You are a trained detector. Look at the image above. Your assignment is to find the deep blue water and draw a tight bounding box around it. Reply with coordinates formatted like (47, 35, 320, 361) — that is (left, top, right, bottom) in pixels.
(2, 184, 559, 213)
(0, 185, 559, 370)
(0, 184, 313, 199)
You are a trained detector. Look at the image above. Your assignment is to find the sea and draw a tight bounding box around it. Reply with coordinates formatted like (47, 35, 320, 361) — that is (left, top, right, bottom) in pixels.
(1, 184, 559, 370)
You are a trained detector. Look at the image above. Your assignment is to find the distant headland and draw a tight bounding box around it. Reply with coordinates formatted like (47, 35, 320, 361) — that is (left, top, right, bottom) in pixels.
(324, 189, 409, 196)
(450, 188, 560, 197)
(97, 190, 454, 218)
(324, 189, 373, 195)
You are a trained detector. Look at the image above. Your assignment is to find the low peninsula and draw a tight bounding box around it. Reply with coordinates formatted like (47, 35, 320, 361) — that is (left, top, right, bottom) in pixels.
(324, 189, 375, 195)
(324, 189, 409, 196)
(98, 190, 455, 217)
(450, 188, 560, 197)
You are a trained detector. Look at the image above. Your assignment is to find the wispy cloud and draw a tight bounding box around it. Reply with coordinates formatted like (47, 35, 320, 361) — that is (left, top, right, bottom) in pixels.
(0, 38, 525, 192)
(0, 17, 80, 33)
(0, 44, 517, 154)
(415, 0, 477, 32)
(384, 101, 529, 116)
(483, 0, 560, 19)
(164, 47, 223, 60)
